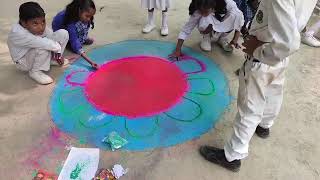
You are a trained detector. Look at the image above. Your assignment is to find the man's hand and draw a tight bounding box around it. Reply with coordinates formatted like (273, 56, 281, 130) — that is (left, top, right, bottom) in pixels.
(242, 35, 265, 56)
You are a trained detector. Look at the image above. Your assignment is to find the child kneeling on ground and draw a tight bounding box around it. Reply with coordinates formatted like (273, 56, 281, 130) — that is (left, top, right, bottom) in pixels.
(52, 0, 98, 69)
(170, 0, 244, 59)
(7, 2, 69, 85)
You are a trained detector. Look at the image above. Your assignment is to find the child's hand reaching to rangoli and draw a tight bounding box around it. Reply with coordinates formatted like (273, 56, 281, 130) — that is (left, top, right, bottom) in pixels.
(91, 62, 99, 69)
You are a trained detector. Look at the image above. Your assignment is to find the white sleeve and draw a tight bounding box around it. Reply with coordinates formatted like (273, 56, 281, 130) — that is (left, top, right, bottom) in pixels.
(178, 11, 202, 40)
(9, 30, 61, 53)
(253, 0, 300, 65)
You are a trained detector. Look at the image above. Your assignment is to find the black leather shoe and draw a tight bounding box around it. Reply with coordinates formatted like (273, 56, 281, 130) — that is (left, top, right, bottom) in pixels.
(199, 146, 241, 172)
(255, 126, 270, 139)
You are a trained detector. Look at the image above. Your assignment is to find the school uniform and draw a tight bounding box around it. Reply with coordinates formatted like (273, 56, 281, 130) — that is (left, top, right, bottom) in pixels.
(178, 0, 244, 43)
(7, 23, 69, 72)
(224, 0, 318, 162)
(178, 0, 244, 52)
(141, 0, 171, 10)
(52, 10, 91, 55)
(141, 0, 171, 35)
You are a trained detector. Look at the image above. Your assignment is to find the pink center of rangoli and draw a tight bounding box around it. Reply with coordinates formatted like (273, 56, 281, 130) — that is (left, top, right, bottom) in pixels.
(84, 56, 188, 118)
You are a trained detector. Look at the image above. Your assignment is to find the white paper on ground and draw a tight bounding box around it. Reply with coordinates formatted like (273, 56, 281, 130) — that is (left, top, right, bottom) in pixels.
(58, 147, 99, 180)
(112, 164, 129, 179)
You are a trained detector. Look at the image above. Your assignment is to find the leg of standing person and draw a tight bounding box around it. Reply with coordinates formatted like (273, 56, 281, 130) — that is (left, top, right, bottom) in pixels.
(257, 59, 288, 138)
(161, 8, 169, 36)
(199, 58, 288, 172)
(142, 8, 156, 33)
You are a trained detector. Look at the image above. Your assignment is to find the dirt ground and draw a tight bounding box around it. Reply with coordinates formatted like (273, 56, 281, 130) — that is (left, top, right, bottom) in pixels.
(0, 0, 319, 179)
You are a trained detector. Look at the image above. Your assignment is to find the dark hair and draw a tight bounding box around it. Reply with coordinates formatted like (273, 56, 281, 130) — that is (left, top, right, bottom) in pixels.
(19, 2, 45, 22)
(64, 0, 96, 29)
(189, 0, 214, 15)
(214, 0, 227, 21)
(189, 0, 227, 22)
(248, 0, 260, 11)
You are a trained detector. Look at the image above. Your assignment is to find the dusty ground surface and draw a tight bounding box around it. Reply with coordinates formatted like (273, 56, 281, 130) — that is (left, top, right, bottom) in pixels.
(0, 0, 319, 179)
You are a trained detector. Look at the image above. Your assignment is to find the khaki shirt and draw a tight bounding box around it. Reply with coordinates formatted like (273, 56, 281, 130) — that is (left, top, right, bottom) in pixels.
(250, 0, 317, 66)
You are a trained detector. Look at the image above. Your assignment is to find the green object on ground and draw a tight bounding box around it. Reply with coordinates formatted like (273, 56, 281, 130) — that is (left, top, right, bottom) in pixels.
(102, 131, 128, 151)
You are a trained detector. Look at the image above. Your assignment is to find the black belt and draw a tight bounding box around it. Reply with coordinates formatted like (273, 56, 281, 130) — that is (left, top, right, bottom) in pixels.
(253, 59, 260, 63)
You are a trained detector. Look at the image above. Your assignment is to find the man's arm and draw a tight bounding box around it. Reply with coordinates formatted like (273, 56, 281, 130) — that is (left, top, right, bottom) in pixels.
(253, 0, 300, 65)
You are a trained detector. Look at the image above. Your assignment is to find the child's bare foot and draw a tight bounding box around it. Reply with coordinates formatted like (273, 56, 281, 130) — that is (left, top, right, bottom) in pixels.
(64, 54, 80, 64)
(51, 52, 64, 65)
(51, 53, 69, 66)
(51, 58, 69, 66)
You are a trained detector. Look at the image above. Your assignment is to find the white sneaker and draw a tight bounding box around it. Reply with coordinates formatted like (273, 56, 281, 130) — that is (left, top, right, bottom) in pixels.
(301, 33, 320, 47)
(218, 38, 233, 52)
(160, 26, 169, 36)
(51, 58, 70, 66)
(142, 24, 156, 33)
(29, 71, 53, 85)
(200, 34, 212, 52)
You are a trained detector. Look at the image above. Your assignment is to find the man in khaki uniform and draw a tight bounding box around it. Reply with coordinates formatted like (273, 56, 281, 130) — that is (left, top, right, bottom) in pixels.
(200, 0, 318, 172)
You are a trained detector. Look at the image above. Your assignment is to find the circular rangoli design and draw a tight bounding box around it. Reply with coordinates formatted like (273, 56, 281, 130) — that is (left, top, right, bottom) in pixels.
(50, 40, 231, 151)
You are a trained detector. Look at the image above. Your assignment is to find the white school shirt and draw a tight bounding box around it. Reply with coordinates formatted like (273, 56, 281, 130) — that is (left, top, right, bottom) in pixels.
(178, 0, 241, 40)
(250, 0, 317, 66)
(7, 23, 61, 63)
